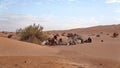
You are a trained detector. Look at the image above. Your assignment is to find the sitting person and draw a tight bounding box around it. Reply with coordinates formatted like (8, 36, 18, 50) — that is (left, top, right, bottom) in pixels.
(87, 37, 92, 43)
(58, 38, 63, 45)
(84, 37, 92, 43)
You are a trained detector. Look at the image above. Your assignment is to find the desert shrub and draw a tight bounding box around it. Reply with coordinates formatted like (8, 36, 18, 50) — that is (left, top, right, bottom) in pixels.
(2, 31, 7, 34)
(112, 32, 119, 38)
(101, 40, 104, 42)
(106, 33, 109, 35)
(100, 32, 103, 34)
(96, 34, 100, 37)
(8, 34, 13, 38)
(2, 31, 5, 33)
(17, 24, 48, 43)
(16, 28, 22, 35)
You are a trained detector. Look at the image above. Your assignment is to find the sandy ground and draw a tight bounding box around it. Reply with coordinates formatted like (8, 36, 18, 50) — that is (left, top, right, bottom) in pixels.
(0, 37, 59, 56)
(0, 25, 120, 68)
(0, 35, 120, 68)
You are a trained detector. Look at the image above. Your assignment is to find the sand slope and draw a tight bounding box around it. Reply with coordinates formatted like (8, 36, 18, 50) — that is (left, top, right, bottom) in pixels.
(0, 24, 120, 68)
(49, 24, 120, 35)
(0, 37, 59, 56)
(0, 36, 120, 68)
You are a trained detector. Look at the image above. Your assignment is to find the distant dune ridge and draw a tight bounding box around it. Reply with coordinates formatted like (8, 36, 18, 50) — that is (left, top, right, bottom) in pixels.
(0, 24, 120, 68)
(48, 24, 120, 35)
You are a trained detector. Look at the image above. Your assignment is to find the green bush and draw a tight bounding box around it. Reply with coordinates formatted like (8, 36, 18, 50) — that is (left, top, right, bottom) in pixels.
(17, 24, 48, 43)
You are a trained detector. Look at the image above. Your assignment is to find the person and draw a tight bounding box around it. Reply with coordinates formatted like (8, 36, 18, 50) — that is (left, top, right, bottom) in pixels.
(50, 38, 56, 46)
(88, 37, 92, 43)
(58, 38, 62, 45)
(53, 35, 58, 45)
(81, 38, 84, 43)
(54, 35, 57, 40)
(47, 38, 51, 45)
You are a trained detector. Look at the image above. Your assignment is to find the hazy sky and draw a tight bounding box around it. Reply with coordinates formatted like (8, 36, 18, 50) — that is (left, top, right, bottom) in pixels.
(0, 0, 120, 31)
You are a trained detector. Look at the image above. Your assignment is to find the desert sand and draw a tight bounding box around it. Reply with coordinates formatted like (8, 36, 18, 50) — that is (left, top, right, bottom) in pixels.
(0, 25, 120, 68)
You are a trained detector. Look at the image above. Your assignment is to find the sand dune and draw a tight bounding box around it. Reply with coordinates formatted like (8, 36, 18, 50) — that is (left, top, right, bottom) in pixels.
(0, 56, 84, 68)
(0, 36, 120, 68)
(0, 37, 59, 56)
(49, 24, 120, 35)
(0, 24, 120, 68)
